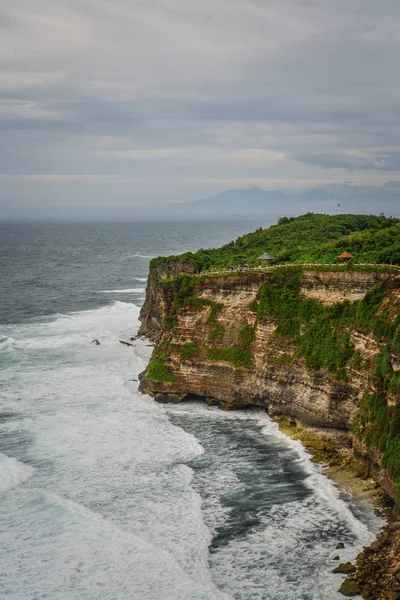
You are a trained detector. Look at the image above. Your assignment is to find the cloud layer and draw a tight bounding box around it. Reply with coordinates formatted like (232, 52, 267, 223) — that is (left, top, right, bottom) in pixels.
(1, 0, 400, 217)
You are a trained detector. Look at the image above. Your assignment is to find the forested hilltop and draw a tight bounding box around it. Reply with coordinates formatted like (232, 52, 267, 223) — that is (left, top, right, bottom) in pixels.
(151, 213, 400, 271)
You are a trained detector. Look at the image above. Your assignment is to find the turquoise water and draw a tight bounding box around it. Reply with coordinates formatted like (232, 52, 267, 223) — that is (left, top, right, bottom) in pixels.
(0, 221, 381, 599)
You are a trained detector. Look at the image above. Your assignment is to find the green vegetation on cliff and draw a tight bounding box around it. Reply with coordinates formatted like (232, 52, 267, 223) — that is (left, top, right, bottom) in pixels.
(150, 213, 400, 272)
(163, 275, 224, 328)
(206, 325, 256, 367)
(178, 342, 198, 360)
(353, 337, 400, 494)
(252, 268, 400, 492)
(147, 360, 176, 382)
(254, 269, 399, 378)
(255, 268, 355, 377)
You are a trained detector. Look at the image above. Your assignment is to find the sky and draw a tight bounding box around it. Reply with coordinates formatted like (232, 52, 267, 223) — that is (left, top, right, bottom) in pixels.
(1, 0, 400, 218)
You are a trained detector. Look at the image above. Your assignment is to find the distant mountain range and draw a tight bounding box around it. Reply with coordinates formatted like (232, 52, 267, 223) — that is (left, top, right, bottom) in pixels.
(134, 182, 400, 220)
(1, 182, 400, 221)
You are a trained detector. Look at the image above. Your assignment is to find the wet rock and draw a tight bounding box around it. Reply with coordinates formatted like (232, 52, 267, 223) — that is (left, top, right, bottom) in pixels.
(333, 555, 340, 560)
(361, 584, 372, 597)
(336, 542, 345, 549)
(369, 540, 382, 552)
(154, 392, 185, 403)
(333, 562, 357, 574)
(339, 579, 360, 597)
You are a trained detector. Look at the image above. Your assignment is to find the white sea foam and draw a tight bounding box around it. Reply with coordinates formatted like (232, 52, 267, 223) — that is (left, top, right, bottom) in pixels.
(0, 302, 383, 600)
(0, 302, 226, 600)
(258, 415, 382, 540)
(0, 335, 15, 353)
(11, 301, 139, 351)
(97, 287, 145, 293)
(166, 403, 382, 600)
(0, 453, 34, 492)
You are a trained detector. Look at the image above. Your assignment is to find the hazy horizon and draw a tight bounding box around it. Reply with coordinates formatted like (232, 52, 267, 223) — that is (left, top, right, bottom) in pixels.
(1, 182, 399, 222)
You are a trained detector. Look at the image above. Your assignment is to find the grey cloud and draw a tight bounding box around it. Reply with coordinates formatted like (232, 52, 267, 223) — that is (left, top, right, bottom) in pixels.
(1, 0, 400, 217)
(293, 151, 400, 172)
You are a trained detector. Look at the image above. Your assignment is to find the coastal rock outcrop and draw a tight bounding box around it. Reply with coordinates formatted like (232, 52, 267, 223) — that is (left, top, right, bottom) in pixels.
(138, 263, 400, 599)
(139, 269, 393, 429)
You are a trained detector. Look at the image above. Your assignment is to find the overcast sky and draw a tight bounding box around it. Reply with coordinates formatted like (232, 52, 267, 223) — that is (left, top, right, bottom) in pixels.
(1, 0, 400, 217)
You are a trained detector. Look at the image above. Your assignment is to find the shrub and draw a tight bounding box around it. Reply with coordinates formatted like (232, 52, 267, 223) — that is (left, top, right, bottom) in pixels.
(206, 345, 253, 367)
(208, 324, 225, 339)
(382, 436, 400, 482)
(374, 345, 393, 386)
(178, 342, 198, 360)
(182, 296, 223, 325)
(276, 318, 300, 337)
(147, 360, 176, 382)
(164, 315, 178, 328)
(391, 322, 400, 354)
(248, 300, 258, 312)
(158, 340, 171, 361)
(238, 325, 256, 348)
(356, 392, 389, 452)
(353, 351, 363, 371)
(207, 302, 224, 325)
(388, 372, 400, 396)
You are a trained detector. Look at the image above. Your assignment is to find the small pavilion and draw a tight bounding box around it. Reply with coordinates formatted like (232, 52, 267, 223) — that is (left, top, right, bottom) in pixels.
(258, 252, 274, 261)
(338, 251, 353, 260)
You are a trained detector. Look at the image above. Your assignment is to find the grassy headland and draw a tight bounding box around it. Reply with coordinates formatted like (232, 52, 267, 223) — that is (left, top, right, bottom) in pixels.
(151, 213, 400, 272)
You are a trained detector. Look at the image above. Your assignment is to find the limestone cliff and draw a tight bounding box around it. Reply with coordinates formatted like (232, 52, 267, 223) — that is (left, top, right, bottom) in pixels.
(138, 264, 400, 598)
(140, 271, 392, 413)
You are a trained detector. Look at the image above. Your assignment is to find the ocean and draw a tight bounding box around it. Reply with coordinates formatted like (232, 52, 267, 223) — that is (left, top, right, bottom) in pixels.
(0, 220, 382, 600)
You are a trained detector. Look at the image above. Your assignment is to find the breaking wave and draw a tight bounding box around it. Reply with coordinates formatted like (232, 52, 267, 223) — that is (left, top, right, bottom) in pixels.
(0, 453, 34, 492)
(97, 288, 145, 294)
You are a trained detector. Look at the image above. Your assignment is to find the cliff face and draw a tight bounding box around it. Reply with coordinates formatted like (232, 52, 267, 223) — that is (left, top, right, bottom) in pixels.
(139, 267, 400, 500)
(139, 260, 199, 340)
(139, 265, 400, 598)
(140, 271, 387, 418)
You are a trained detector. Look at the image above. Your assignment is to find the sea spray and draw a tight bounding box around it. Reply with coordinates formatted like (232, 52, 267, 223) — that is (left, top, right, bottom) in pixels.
(168, 403, 382, 600)
(0, 303, 226, 599)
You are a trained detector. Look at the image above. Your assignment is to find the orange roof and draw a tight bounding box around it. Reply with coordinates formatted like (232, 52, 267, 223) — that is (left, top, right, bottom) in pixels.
(338, 251, 353, 259)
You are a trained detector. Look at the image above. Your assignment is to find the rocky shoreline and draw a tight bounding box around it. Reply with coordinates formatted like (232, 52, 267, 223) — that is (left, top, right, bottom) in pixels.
(276, 419, 400, 598)
(277, 419, 386, 509)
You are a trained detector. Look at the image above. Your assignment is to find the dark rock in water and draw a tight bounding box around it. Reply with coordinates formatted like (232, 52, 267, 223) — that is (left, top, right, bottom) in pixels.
(91, 339, 100, 345)
(339, 579, 360, 597)
(154, 392, 185, 403)
(333, 555, 340, 560)
(336, 542, 345, 549)
(119, 340, 134, 347)
(333, 562, 357, 574)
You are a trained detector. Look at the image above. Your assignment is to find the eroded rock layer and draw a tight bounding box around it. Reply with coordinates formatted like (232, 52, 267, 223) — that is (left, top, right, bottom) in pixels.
(138, 266, 400, 599)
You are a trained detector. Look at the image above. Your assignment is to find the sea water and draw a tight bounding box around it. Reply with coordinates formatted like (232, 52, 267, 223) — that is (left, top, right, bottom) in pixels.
(0, 221, 382, 599)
